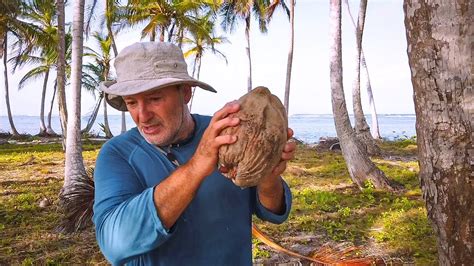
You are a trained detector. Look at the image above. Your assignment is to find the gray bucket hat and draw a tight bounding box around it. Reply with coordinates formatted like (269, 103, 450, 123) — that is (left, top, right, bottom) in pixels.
(100, 42, 216, 111)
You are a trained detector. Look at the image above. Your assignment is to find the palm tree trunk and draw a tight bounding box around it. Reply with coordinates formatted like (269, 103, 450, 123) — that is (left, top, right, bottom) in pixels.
(159, 26, 165, 42)
(81, 93, 103, 134)
(284, 0, 295, 115)
(351, 0, 380, 155)
(189, 55, 200, 112)
(404, 0, 473, 263)
(3, 34, 19, 136)
(106, 20, 126, 134)
(168, 22, 176, 42)
(64, 0, 87, 189)
(343, 0, 381, 139)
(361, 55, 381, 139)
(46, 82, 57, 135)
(39, 69, 49, 135)
(103, 99, 113, 138)
(245, 16, 252, 92)
(57, 0, 68, 142)
(329, 0, 395, 191)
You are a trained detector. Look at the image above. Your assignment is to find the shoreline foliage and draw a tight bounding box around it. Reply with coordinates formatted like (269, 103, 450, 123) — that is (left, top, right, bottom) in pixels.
(0, 139, 437, 264)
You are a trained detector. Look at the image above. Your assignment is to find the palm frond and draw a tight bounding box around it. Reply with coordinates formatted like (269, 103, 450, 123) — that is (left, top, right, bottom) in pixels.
(18, 65, 49, 90)
(57, 168, 95, 234)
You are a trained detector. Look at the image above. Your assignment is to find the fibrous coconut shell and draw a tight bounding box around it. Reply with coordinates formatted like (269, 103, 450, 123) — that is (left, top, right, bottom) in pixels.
(218, 86, 288, 188)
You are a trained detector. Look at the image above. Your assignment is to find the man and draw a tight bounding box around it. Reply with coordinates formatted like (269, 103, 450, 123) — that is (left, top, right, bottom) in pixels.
(93, 42, 295, 265)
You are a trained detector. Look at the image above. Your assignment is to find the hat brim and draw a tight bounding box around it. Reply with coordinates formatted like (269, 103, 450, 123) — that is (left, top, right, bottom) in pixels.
(100, 78, 216, 112)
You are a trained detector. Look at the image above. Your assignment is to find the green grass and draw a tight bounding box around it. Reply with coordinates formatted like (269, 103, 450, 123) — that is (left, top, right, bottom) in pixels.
(255, 141, 437, 264)
(0, 139, 437, 264)
(0, 141, 104, 265)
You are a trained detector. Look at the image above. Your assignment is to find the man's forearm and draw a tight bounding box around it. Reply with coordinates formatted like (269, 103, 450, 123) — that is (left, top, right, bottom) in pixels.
(257, 177, 285, 214)
(153, 163, 207, 229)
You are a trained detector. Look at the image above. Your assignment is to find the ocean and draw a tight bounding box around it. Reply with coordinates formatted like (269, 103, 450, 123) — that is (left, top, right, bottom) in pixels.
(0, 114, 416, 144)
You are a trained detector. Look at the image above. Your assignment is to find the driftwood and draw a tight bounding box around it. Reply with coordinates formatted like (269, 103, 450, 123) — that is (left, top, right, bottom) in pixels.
(218, 87, 288, 187)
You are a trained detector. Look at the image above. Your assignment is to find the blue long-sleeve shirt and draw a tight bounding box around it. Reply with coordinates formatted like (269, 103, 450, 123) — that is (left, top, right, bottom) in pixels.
(93, 114, 292, 265)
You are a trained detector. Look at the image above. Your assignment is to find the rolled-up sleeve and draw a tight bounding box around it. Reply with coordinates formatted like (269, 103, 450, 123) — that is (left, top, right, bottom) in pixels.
(93, 143, 174, 265)
(253, 178, 292, 224)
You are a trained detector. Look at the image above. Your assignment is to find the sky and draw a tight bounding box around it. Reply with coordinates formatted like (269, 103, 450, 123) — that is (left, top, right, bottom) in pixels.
(0, 0, 414, 118)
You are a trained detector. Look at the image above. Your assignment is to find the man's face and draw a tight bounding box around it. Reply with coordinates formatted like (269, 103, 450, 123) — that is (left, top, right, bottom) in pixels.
(123, 86, 190, 146)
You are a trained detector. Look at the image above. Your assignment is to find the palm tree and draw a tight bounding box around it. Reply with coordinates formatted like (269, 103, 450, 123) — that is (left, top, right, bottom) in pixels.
(9, 0, 57, 135)
(84, 32, 115, 138)
(104, 0, 127, 134)
(11, 51, 55, 135)
(0, 0, 28, 136)
(81, 63, 104, 134)
(64, 0, 87, 189)
(404, 0, 473, 263)
(268, 0, 293, 114)
(123, 0, 211, 43)
(56, 0, 68, 141)
(220, 0, 271, 92)
(182, 14, 228, 111)
(347, 0, 380, 156)
(328, 0, 396, 190)
(343, 0, 380, 139)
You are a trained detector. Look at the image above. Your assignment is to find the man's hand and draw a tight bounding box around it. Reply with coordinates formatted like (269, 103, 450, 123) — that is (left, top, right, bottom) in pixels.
(189, 101, 241, 178)
(256, 128, 296, 214)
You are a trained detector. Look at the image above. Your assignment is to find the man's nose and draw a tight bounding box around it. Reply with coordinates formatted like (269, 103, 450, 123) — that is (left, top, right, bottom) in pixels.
(137, 103, 153, 122)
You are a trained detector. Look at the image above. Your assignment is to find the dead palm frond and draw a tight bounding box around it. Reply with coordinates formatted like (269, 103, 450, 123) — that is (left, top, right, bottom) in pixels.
(57, 168, 95, 233)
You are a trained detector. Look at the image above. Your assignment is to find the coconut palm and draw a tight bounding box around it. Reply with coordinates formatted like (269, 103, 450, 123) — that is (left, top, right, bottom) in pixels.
(268, 0, 292, 114)
(81, 63, 104, 135)
(84, 32, 115, 138)
(347, 0, 380, 156)
(123, 0, 212, 43)
(344, 0, 382, 139)
(9, 0, 57, 135)
(85, 0, 128, 134)
(182, 14, 228, 111)
(56, 0, 68, 141)
(11, 29, 73, 137)
(104, 0, 128, 134)
(328, 0, 396, 190)
(220, 0, 282, 92)
(64, 0, 87, 189)
(11, 51, 55, 135)
(343, 0, 380, 139)
(0, 0, 28, 136)
(404, 0, 473, 263)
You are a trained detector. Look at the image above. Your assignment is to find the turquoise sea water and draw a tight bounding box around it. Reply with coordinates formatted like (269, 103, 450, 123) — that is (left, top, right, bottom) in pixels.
(0, 114, 416, 144)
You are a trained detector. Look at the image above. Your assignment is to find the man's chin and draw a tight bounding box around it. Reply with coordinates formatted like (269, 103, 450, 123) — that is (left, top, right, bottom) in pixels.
(138, 129, 167, 146)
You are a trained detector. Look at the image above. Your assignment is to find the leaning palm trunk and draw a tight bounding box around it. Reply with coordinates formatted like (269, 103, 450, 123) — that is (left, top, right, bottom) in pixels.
(361, 56, 381, 139)
(56, 0, 68, 142)
(39, 69, 49, 135)
(121, 112, 126, 134)
(351, 0, 380, 155)
(245, 17, 252, 92)
(284, 0, 295, 115)
(404, 0, 473, 263)
(189, 55, 202, 112)
(3, 35, 19, 136)
(64, 0, 87, 189)
(103, 99, 113, 138)
(46, 82, 57, 135)
(106, 20, 126, 134)
(343, 0, 381, 139)
(81, 93, 103, 134)
(329, 0, 395, 191)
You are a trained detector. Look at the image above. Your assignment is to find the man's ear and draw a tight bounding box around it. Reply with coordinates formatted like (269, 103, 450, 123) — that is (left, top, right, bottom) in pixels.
(182, 85, 192, 104)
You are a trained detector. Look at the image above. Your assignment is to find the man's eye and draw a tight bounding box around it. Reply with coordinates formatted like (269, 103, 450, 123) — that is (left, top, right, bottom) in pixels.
(150, 97, 161, 102)
(125, 101, 136, 106)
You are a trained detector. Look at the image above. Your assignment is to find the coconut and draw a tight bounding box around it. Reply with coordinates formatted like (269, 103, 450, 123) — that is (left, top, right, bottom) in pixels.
(218, 86, 288, 187)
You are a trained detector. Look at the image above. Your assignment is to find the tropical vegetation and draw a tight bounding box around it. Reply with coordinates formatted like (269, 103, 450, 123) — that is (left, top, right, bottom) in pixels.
(0, 0, 471, 263)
